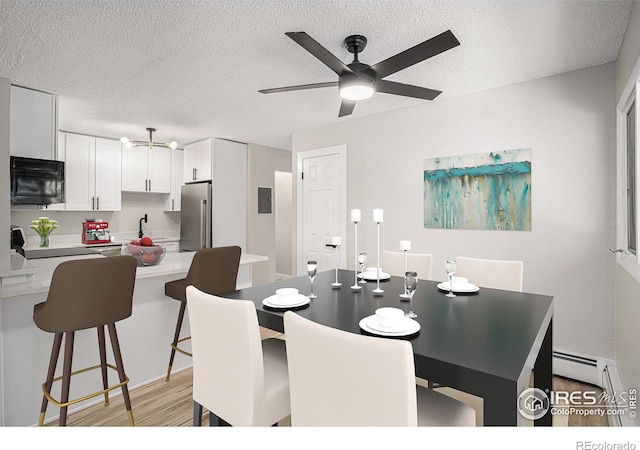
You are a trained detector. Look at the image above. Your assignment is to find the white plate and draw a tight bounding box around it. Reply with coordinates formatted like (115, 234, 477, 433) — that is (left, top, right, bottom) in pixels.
(365, 315, 415, 333)
(359, 315, 420, 337)
(262, 295, 310, 309)
(358, 271, 391, 281)
(437, 282, 480, 293)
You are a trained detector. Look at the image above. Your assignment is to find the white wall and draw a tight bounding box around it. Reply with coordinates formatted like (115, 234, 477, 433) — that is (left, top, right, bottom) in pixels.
(246, 143, 292, 284)
(615, 1, 640, 394)
(0, 76, 10, 427)
(292, 64, 617, 361)
(0, 78, 10, 253)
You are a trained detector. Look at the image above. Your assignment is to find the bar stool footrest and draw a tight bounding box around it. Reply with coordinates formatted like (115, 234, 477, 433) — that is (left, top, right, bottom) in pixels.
(41, 363, 130, 410)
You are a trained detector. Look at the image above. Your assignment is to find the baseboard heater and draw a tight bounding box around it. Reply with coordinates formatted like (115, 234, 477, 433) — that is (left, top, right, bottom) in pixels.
(553, 351, 599, 386)
(554, 351, 631, 427)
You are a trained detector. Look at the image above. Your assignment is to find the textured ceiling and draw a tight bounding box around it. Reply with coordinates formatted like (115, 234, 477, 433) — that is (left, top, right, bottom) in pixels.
(0, 0, 633, 151)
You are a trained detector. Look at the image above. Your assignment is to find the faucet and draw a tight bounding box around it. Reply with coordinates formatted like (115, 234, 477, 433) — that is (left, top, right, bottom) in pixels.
(139, 214, 148, 239)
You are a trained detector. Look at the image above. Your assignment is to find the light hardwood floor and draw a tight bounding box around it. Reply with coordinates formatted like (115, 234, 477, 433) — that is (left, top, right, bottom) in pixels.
(43, 328, 608, 427)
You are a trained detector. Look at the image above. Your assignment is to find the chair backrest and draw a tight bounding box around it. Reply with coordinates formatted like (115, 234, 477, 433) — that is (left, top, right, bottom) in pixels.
(455, 256, 523, 292)
(35, 255, 137, 332)
(186, 245, 242, 295)
(283, 311, 418, 426)
(382, 250, 433, 280)
(186, 285, 265, 426)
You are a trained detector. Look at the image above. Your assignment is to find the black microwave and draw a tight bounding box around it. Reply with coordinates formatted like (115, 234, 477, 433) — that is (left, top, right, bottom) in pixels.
(10, 156, 65, 205)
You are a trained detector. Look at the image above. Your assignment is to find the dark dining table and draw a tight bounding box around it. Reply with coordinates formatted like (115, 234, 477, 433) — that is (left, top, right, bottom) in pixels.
(223, 269, 554, 426)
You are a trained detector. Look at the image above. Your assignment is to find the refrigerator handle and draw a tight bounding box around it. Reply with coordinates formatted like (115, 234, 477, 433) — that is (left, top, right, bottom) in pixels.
(201, 199, 207, 248)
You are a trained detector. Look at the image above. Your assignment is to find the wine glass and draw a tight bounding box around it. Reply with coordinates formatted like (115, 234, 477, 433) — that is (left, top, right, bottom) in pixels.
(307, 260, 317, 299)
(445, 260, 456, 298)
(404, 271, 418, 318)
(357, 252, 367, 284)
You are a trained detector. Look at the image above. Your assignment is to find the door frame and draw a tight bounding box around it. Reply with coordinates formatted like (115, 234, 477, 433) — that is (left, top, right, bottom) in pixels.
(296, 145, 347, 276)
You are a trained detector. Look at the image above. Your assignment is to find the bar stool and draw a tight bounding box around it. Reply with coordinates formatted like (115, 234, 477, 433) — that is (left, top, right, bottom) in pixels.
(164, 245, 241, 381)
(33, 255, 137, 426)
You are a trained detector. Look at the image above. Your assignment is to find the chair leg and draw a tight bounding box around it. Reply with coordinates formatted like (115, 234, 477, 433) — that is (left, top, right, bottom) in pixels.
(59, 331, 75, 426)
(97, 326, 110, 405)
(166, 300, 187, 382)
(208, 411, 230, 426)
(107, 323, 134, 426)
(39, 332, 63, 426)
(193, 401, 203, 426)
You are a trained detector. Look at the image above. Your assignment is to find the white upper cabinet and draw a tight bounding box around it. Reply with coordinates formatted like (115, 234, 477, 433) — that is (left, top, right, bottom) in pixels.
(63, 133, 121, 211)
(10, 85, 58, 159)
(164, 149, 184, 212)
(122, 146, 171, 193)
(183, 138, 212, 183)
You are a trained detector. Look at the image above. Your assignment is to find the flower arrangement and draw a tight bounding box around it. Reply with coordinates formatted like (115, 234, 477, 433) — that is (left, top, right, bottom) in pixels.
(30, 217, 58, 247)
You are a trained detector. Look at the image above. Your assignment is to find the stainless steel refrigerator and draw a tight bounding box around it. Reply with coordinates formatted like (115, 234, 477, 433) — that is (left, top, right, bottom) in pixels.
(180, 181, 212, 251)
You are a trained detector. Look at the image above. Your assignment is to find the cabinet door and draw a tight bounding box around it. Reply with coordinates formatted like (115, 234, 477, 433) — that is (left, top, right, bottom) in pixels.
(183, 139, 212, 183)
(164, 149, 184, 211)
(64, 133, 96, 210)
(10, 86, 57, 159)
(121, 147, 149, 192)
(148, 147, 171, 193)
(95, 138, 122, 210)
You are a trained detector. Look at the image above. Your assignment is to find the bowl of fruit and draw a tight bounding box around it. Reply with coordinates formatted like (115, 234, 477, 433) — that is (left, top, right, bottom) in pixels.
(121, 237, 166, 267)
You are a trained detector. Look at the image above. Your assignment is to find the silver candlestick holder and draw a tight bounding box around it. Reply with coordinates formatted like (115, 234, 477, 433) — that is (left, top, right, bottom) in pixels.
(350, 211, 361, 291)
(327, 237, 342, 287)
(372, 209, 384, 295)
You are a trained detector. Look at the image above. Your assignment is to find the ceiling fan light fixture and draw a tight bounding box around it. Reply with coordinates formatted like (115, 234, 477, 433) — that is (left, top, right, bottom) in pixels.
(339, 76, 374, 101)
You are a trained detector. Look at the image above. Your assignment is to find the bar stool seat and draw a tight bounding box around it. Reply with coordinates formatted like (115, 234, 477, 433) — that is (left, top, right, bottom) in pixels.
(34, 255, 137, 426)
(164, 246, 242, 381)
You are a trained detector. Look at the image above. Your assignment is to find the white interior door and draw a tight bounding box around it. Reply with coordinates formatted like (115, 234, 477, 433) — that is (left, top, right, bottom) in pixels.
(297, 146, 347, 275)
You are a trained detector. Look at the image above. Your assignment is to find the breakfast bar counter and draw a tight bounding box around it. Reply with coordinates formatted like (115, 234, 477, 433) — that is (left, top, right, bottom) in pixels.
(0, 250, 268, 426)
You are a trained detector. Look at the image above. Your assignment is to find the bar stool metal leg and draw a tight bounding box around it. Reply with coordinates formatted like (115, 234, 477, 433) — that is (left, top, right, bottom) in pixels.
(39, 332, 63, 426)
(107, 323, 134, 426)
(59, 331, 75, 426)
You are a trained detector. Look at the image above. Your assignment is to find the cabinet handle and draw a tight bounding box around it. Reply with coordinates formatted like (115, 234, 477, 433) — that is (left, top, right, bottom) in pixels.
(92, 197, 95, 210)
(96, 197, 99, 210)
(148, 179, 151, 191)
(172, 199, 175, 211)
(193, 167, 196, 181)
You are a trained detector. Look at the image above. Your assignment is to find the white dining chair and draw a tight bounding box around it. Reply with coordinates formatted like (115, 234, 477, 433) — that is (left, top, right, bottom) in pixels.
(381, 251, 433, 280)
(455, 256, 524, 292)
(186, 286, 290, 426)
(283, 311, 476, 426)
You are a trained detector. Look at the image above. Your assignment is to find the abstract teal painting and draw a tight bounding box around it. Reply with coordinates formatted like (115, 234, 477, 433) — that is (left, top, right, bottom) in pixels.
(423, 148, 532, 230)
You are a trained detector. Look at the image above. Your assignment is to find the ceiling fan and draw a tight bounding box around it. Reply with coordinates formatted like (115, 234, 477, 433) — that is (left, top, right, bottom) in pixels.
(259, 30, 460, 117)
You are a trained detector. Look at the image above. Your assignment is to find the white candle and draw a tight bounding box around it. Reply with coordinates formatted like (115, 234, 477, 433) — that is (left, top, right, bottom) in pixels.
(373, 209, 384, 223)
(351, 209, 361, 223)
(400, 240, 411, 251)
(331, 236, 342, 246)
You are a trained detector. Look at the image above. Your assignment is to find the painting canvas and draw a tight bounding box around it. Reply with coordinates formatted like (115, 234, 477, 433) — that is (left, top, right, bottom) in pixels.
(423, 148, 532, 230)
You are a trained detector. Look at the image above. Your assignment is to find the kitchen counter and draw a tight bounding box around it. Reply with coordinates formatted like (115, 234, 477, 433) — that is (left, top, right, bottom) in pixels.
(0, 251, 267, 298)
(0, 250, 268, 426)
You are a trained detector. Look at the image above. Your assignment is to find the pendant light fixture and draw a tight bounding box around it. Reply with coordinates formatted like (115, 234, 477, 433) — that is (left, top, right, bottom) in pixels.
(120, 127, 177, 150)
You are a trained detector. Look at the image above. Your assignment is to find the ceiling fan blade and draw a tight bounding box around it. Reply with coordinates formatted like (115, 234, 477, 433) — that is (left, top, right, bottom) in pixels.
(259, 82, 338, 94)
(339, 100, 356, 117)
(375, 80, 441, 101)
(286, 32, 355, 77)
(363, 30, 460, 79)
